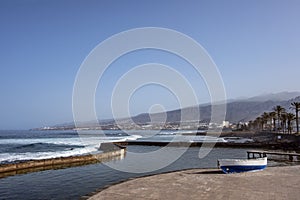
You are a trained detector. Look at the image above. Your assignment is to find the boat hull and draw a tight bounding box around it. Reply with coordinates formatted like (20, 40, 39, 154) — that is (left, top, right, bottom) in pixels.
(218, 157, 267, 174)
(220, 164, 266, 173)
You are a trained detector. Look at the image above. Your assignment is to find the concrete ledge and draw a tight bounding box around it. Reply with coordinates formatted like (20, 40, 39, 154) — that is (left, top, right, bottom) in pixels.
(114, 141, 266, 148)
(0, 143, 126, 178)
(88, 165, 300, 200)
(114, 140, 300, 150)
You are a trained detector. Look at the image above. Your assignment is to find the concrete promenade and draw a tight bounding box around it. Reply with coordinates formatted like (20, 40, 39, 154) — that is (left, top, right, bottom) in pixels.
(88, 165, 300, 200)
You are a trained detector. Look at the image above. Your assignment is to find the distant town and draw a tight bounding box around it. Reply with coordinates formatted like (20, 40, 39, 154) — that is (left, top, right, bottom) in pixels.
(38, 120, 241, 131)
(37, 93, 300, 135)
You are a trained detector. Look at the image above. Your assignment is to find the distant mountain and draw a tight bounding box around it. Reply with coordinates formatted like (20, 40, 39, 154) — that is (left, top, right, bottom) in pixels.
(42, 92, 300, 129)
(237, 91, 300, 102)
(128, 95, 300, 124)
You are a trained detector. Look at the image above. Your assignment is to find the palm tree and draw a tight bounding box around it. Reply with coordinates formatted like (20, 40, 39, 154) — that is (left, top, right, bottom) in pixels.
(253, 119, 260, 131)
(261, 112, 270, 130)
(286, 113, 295, 134)
(255, 117, 263, 131)
(269, 111, 277, 131)
(253, 117, 259, 131)
(281, 112, 287, 133)
(273, 105, 285, 132)
(291, 102, 300, 134)
(248, 120, 253, 130)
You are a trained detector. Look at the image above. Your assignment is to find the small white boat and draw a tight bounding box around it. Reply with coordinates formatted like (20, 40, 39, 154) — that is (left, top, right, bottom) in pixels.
(218, 157, 267, 173)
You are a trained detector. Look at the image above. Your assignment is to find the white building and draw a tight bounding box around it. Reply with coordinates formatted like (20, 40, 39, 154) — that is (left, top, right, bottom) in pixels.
(222, 121, 230, 128)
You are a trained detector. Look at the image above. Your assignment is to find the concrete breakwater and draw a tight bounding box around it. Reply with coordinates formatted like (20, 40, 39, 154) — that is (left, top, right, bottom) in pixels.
(0, 143, 126, 177)
(114, 134, 300, 149)
(114, 141, 268, 148)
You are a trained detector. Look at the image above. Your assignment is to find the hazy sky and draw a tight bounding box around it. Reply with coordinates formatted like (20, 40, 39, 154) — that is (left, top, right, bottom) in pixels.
(0, 0, 300, 129)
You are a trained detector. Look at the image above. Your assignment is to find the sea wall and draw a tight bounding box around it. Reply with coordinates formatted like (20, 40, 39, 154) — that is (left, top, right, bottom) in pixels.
(114, 141, 266, 148)
(114, 141, 300, 149)
(0, 143, 126, 176)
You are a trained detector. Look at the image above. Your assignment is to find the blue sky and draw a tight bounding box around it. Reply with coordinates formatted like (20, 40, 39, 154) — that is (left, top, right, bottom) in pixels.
(0, 0, 300, 129)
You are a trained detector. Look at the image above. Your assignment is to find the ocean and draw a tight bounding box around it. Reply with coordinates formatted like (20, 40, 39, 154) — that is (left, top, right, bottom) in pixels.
(0, 130, 142, 164)
(0, 130, 284, 199)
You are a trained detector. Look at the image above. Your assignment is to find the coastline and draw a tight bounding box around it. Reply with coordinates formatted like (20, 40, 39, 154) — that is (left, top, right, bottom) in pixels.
(115, 131, 300, 150)
(1, 130, 299, 178)
(1, 130, 299, 179)
(87, 165, 300, 200)
(0, 139, 298, 199)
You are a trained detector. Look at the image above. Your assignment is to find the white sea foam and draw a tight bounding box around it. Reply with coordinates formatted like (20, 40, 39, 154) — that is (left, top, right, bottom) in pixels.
(0, 135, 142, 146)
(0, 134, 142, 163)
(0, 146, 97, 163)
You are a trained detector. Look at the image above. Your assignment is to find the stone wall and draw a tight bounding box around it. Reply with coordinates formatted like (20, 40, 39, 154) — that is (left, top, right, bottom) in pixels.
(0, 144, 126, 176)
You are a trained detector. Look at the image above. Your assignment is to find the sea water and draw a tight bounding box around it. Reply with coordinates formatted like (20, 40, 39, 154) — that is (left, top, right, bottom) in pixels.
(0, 130, 141, 164)
(0, 130, 281, 200)
(0, 129, 228, 164)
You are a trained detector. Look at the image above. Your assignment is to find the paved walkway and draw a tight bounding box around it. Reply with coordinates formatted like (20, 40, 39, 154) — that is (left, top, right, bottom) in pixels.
(88, 165, 300, 200)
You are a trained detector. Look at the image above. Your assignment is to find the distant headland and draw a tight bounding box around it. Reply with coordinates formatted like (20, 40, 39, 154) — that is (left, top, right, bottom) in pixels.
(34, 92, 300, 134)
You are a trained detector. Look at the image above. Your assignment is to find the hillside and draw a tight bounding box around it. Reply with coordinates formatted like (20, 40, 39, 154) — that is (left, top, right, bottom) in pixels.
(43, 92, 300, 129)
(117, 96, 300, 125)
